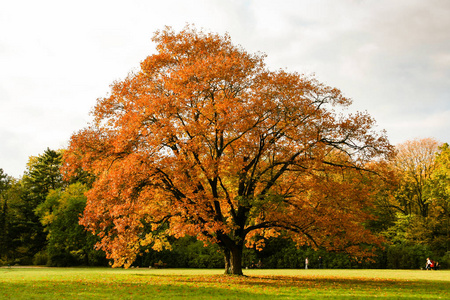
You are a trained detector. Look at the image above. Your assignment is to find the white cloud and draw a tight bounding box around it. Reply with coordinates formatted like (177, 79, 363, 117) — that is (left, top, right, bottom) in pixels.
(1, 0, 449, 177)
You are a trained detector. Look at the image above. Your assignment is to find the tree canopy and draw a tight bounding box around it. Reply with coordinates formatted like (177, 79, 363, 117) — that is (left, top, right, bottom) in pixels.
(64, 26, 393, 274)
(392, 138, 440, 217)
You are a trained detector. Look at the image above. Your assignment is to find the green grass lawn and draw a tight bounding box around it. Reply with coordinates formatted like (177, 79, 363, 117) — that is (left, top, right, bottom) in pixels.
(0, 267, 448, 299)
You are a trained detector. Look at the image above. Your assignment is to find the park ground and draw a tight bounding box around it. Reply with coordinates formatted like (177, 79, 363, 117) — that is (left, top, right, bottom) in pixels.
(0, 267, 449, 299)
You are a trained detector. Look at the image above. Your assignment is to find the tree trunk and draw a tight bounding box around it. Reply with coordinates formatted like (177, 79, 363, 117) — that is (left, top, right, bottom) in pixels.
(223, 245, 243, 275)
(224, 248, 231, 273)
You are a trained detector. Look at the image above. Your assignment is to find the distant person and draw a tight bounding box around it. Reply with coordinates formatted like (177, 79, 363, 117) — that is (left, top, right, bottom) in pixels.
(305, 257, 309, 269)
(426, 258, 431, 270)
(318, 256, 323, 269)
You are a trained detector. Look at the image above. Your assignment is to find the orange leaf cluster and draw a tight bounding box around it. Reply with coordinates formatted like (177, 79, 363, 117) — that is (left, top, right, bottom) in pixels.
(63, 26, 393, 270)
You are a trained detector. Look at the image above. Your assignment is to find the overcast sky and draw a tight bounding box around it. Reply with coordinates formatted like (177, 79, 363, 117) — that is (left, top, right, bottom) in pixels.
(1, 0, 449, 178)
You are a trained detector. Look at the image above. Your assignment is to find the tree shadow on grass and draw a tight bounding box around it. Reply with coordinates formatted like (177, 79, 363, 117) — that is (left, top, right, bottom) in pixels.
(176, 274, 450, 296)
(0, 280, 273, 300)
(4, 273, 447, 299)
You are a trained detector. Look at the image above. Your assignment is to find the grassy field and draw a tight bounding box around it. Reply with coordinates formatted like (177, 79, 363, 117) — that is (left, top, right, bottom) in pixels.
(0, 267, 449, 299)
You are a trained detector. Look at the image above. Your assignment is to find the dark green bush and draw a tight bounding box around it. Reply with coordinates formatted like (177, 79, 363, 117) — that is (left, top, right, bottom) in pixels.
(386, 244, 430, 269)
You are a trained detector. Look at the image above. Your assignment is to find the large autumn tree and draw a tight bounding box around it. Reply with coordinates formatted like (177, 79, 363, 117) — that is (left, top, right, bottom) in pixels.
(64, 26, 393, 274)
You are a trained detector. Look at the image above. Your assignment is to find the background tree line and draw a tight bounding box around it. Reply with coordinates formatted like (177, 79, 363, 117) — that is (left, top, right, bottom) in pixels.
(0, 138, 449, 269)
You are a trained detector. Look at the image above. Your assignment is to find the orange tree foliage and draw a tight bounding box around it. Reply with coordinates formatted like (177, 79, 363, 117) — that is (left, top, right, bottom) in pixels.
(63, 26, 393, 274)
